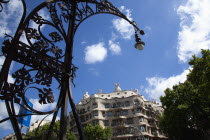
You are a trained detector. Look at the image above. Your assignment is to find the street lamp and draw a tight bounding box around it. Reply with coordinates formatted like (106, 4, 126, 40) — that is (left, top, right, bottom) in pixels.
(135, 32, 145, 51)
(0, 0, 145, 140)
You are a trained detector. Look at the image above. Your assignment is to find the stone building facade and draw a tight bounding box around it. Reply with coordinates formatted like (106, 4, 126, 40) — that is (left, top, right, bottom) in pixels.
(28, 120, 50, 132)
(69, 83, 167, 140)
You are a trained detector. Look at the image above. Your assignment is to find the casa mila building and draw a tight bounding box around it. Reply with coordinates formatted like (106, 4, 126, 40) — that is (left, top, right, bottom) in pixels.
(69, 83, 167, 140)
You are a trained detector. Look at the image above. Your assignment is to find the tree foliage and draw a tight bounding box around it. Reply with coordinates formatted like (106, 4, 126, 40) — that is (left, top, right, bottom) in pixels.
(25, 121, 112, 140)
(159, 49, 210, 140)
(84, 123, 112, 140)
(25, 121, 77, 140)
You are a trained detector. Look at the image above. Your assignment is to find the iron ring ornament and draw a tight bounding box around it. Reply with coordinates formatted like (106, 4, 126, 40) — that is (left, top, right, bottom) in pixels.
(0, 0, 145, 139)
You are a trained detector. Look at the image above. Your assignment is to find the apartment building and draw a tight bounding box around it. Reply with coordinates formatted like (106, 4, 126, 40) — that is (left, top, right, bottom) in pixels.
(28, 120, 50, 132)
(69, 83, 167, 140)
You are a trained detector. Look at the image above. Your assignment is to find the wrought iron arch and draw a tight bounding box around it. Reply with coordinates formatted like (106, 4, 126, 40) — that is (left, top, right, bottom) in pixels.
(0, 0, 145, 140)
(73, 0, 142, 32)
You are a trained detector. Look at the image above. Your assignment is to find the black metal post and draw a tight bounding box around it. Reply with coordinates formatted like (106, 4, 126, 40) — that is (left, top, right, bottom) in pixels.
(68, 82, 85, 140)
(59, 0, 85, 139)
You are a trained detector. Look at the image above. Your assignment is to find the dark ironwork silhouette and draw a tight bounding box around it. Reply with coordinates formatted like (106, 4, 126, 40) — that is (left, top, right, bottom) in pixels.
(0, 0, 145, 139)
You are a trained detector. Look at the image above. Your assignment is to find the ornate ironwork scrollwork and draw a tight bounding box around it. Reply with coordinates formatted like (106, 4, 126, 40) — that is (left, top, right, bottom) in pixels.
(0, 0, 144, 139)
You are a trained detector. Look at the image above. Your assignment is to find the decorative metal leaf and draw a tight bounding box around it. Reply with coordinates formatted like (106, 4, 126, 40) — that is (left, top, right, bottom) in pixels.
(49, 32, 63, 42)
(25, 28, 41, 40)
(0, 82, 21, 104)
(35, 70, 52, 87)
(71, 64, 78, 87)
(49, 45, 62, 58)
(1, 39, 11, 54)
(61, 12, 71, 22)
(12, 68, 33, 87)
(31, 13, 48, 25)
(33, 40, 49, 54)
(47, 3, 61, 25)
(38, 88, 54, 104)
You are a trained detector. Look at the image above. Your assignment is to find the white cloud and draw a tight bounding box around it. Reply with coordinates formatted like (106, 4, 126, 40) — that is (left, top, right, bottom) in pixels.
(109, 40, 121, 55)
(0, 0, 23, 37)
(84, 42, 107, 64)
(112, 6, 134, 39)
(177, 0, 210, 62)
(81, 41, 87, 45)
(7, 74, 15, 83)
(111, 32, 119, 41)
(144, 69, 190, 101)
(29, 99, 57, 112)
(29, 99, 59, 125)
(88, 68, 100, 76)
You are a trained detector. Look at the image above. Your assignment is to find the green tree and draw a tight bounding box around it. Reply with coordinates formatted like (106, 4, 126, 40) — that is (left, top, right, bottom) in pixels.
(159, 49, 210, 140)
(25, 121, 77, 140)
(84, 123, 112, 140)
(66, 131, 78, 140)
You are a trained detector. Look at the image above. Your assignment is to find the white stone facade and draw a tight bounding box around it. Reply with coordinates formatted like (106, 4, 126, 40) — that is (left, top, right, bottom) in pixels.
(69, 84, 167, 140)
(28, 120, 50, 132)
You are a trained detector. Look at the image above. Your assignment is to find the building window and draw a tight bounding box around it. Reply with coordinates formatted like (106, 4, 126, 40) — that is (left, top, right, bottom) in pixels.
(102, 111, 105, 117)
(80, 116, 85, 122)
(139, 117, 144, 122)
(126, 118, 133, 125)
(112, 119, 122, 126)
(146, 112, 152, 117)
(125, 101, 130, 107)
(93, 111, 98, 117)
(134, 100, 140, 106)
(87, 106, 90, 111)
(86, 115, 89, 121)
(112, 103, 117, 108)
(117, 102, 121, 107)
(127, 127, 135, 134)
(140, 125, 146, 132)
(104, 103, 110, 108)
(92, 120, 99, 126)
(107, 111, 113, 117)
(92, 103, 98, 108)
(122, 110, 128, 116)
(115, 111, 120, 117)
(80, 108, 85, 114)
(104, 120, 109, 126)
(137, 108, 141, 113)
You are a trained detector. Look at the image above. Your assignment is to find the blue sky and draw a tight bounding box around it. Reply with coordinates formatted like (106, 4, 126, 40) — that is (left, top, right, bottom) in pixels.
(1, 0, 210, 138)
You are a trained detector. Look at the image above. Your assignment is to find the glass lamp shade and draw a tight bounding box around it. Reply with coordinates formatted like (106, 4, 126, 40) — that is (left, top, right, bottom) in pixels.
(135, 41, 145, 51)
